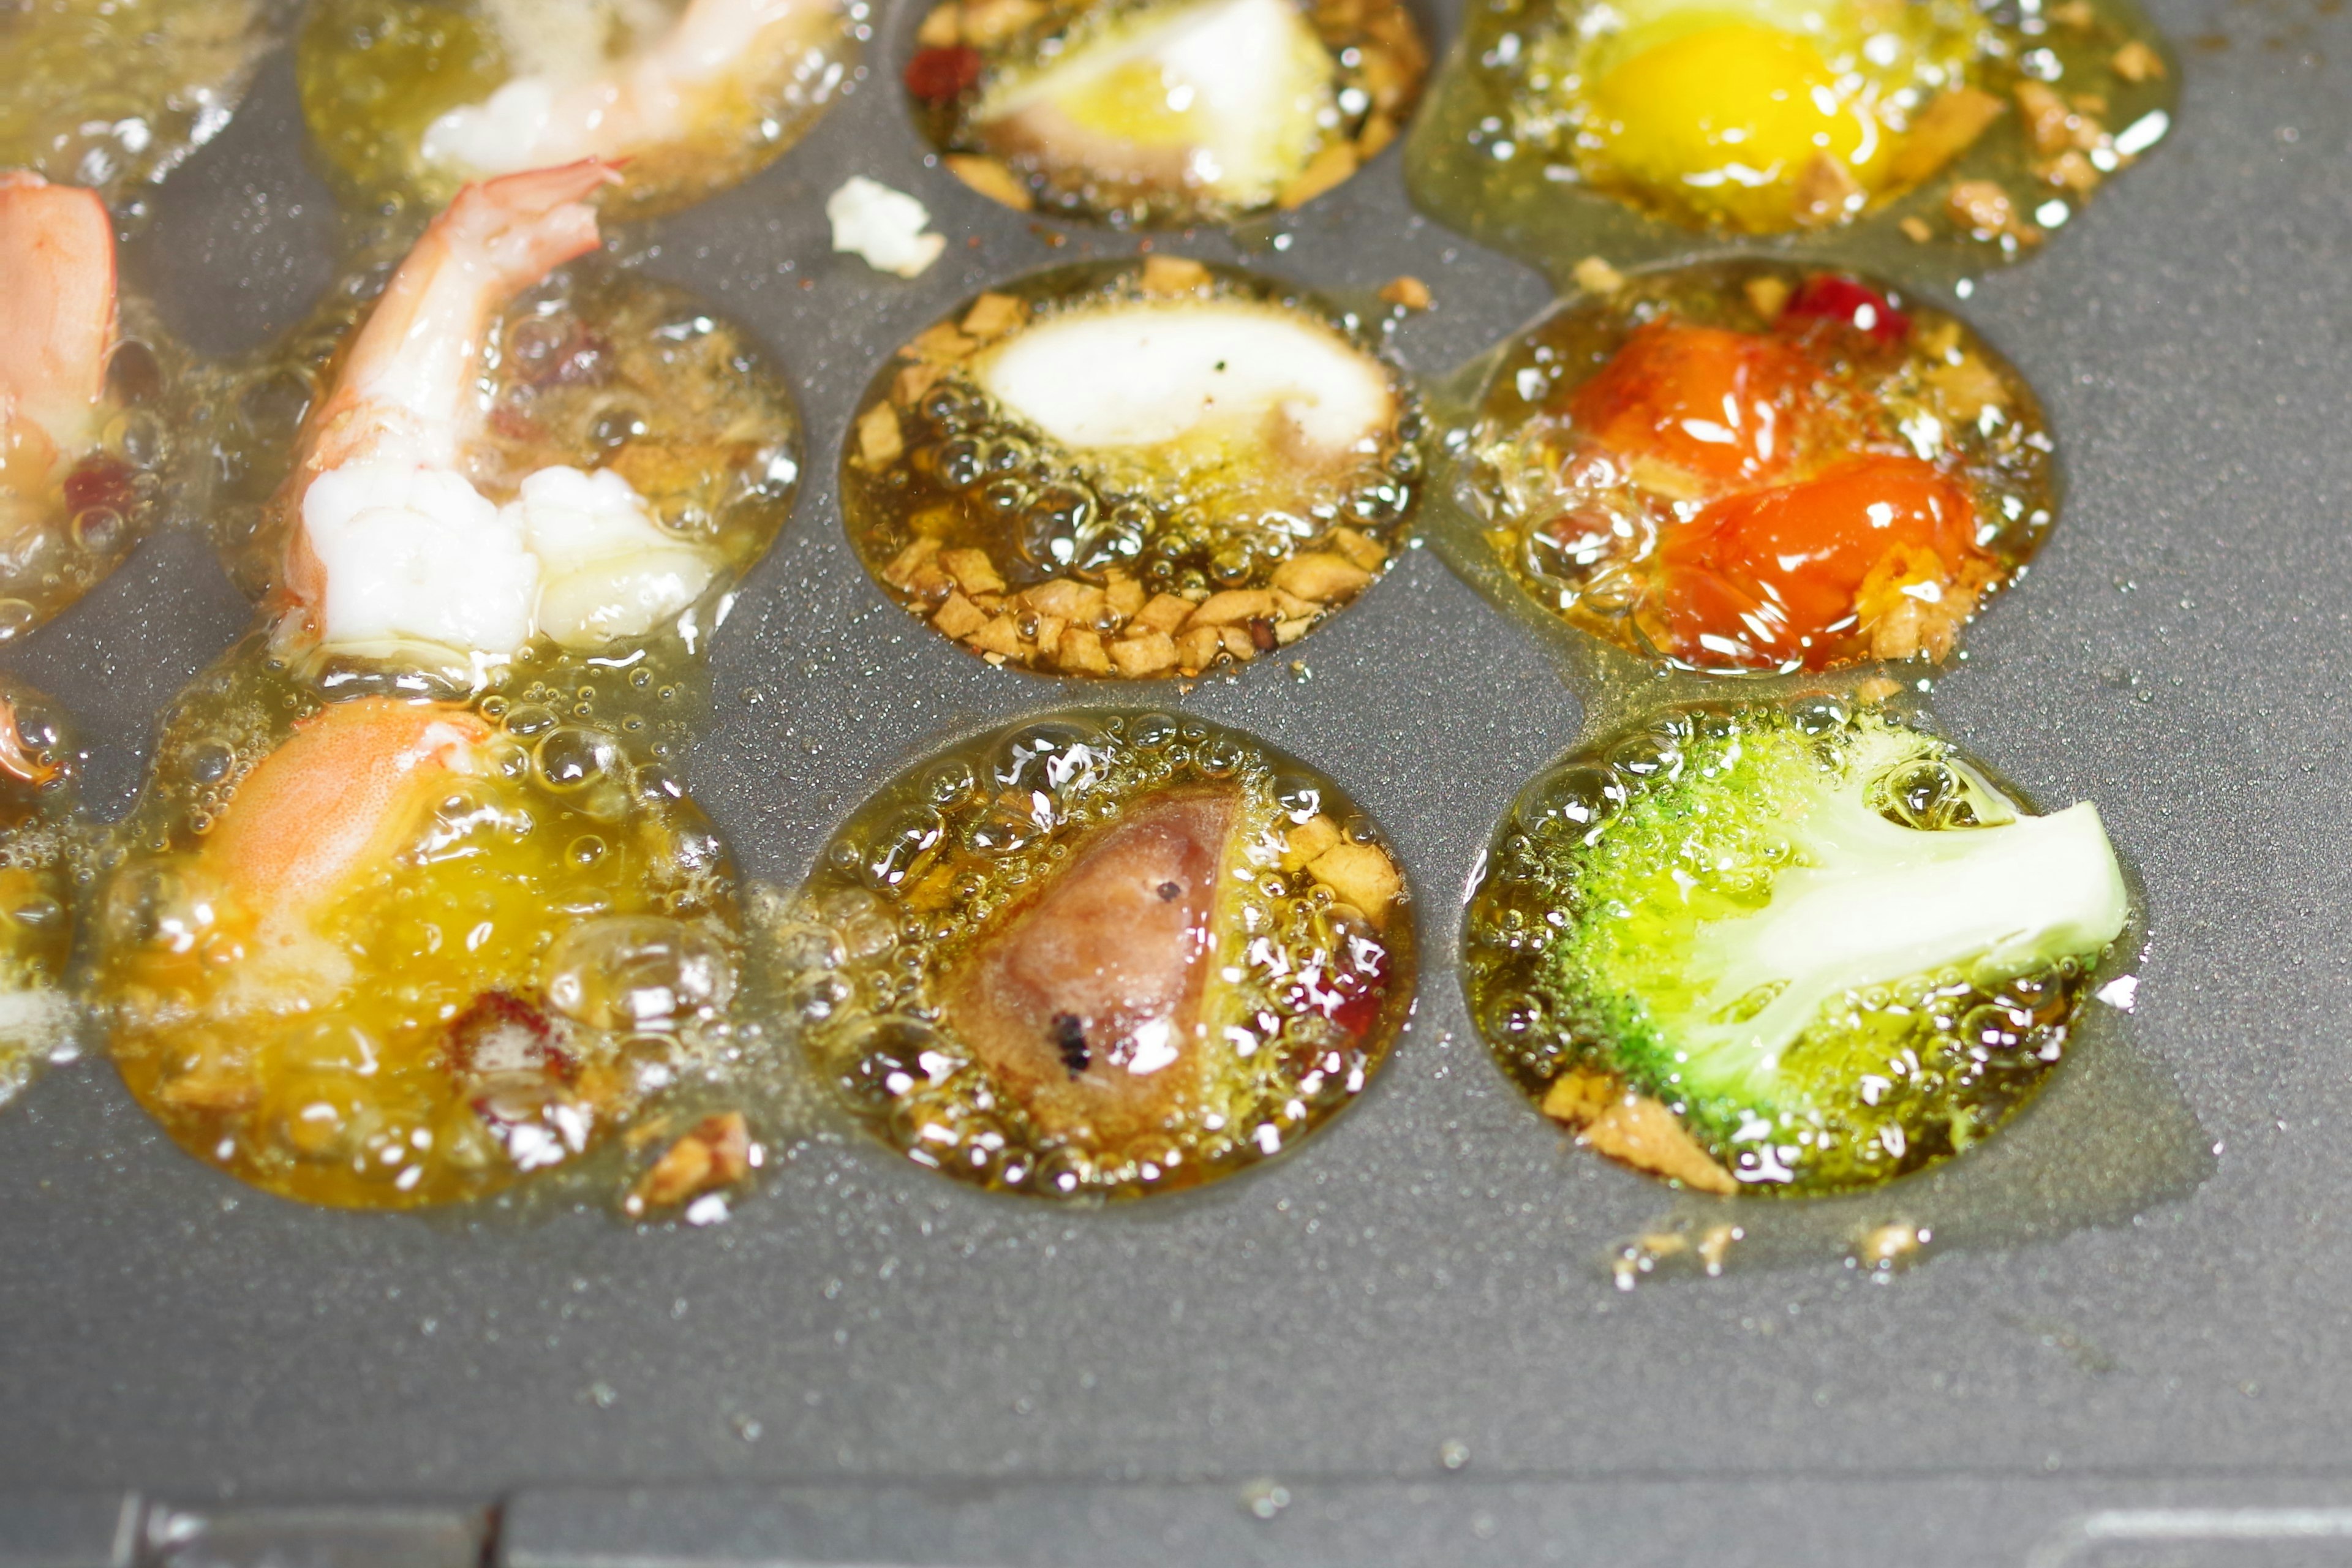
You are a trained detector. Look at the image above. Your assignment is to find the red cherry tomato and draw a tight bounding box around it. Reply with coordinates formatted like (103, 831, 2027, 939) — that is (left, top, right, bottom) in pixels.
(905, 45, 983, 102)
(1655, 454, 1978, 667)
(1568, 320, 1820, 489)
(1782, 275, 1912, 344)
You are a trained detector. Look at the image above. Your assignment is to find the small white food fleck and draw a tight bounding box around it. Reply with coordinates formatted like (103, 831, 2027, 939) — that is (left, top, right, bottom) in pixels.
(2095, 974, 2138, 1012)
(827, 177, 947, 277)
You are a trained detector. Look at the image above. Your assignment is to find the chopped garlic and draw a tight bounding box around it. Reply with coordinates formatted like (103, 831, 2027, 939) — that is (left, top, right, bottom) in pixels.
(827, 177, 947, 278)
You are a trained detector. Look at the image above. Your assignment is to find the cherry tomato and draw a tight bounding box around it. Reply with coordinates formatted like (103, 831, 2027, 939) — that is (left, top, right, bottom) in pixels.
(1567, 320, 1820, 488)
(1654, 454, 1978, 667)
(1782, 275, 1912, 344)
(905, 46, 983, 102)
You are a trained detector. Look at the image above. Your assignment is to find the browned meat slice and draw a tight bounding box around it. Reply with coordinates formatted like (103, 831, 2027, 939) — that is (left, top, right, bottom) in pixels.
(944, 786, 1238, 1142)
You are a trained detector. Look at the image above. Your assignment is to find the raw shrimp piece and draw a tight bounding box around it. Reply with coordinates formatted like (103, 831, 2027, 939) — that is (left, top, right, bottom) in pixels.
(0, 171, 116, 480)
(944, 788, 1235, 1142)
(273, 162, 728, 663)
(421, 0, 840, 182)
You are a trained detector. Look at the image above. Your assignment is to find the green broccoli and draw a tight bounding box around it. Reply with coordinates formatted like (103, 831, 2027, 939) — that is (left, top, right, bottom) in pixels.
(1468, 698, 2130, 1194)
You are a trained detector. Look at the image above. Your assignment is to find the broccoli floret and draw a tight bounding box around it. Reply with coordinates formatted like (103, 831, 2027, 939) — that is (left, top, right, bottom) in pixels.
(1474, 698, 2130, 1193)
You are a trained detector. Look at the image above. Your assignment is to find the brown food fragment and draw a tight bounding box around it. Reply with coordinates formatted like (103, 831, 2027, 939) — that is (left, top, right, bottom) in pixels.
(1020, 578, 1102, 621)
(1792, 151, 1863, 227)
(1356, 112, 1399, 160)
(1743, 276, 1791, 322)
(958, 0, 1042, 43)
(2049, 0, 2095, 27)
(1109, 629, 1177, 677)
(960, 292, 1027, 339)
(1216, 624, 1259, 662)
(1889, 88, 2005, 185)
(625, 1112, 752, 1215)
(1946, 179, 2036, 241)
(942, 790, 1237, 1140)
(906, 322, 981, 364)
(938, 546, 1007, 596)
(1273, 551, 1373, 603)
(1540, 1070, 1739, 1196)
(1329, 525, 1386, 571)
(1184, 588, 1278, 627)
(969, 614, 1026, 657)
(856, 402, 903, 467)
(945, 154, 1035, 211)
(1571, 256, 1624, 296)
(2046, 149, 2102, 194)
(2111, 40, 2166, 81)
(1055, 625, 1112, 674)
(1174, 623, 1224, 673)
(1926, 355, 2009, 422)
(1305, 841, 1400, 926)
(159, 1066, 261, 1112)
(1139, 255, 1210, 295)
(1132, 592, 1196, 635)
(892, 363, 944, 411)
(1379, 276, 1432, 311)
(1276, 140, 1358, 209)
(916, 3, 960, 45)
(1103, 569, 1147, 619)
(1280, 813, 1344, 872)
(883, 536, 941, 590)
(933, 590, 988, 638)
(2014, 82, 2086, 156)
(1899, 216, 1935, 243)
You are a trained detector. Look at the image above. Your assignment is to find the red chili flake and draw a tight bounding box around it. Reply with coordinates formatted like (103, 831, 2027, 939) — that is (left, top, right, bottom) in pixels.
(445, 992, 573, 1082)
(62, 453, 137, 517)
(905, 45, 983, 102)
(1782, 275, 1912, 344)
(1323, 938, 1391, 1038)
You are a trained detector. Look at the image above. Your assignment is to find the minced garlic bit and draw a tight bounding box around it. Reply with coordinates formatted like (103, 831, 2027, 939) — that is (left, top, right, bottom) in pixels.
(1571, 256, 1624, 296)
(827, 177, 948, 278)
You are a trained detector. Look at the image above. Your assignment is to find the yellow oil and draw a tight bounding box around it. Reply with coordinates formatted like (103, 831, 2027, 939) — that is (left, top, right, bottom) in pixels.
(0, 0, 276, 198)
(295, 0, 856, 221)
(839, 260, 1422, 679)
(0, 679, 86, 1112)
(1461, 257, 2057, 673)
(1404, 0, 2181, 285)
(99, 650, 742, 1208)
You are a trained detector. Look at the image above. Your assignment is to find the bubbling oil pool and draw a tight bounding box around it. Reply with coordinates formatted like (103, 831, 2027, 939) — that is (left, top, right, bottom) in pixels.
(294, 0, 861, 221)
(0, 679, 89, 1112)
(77, 240, 811, 1213)
(785, 711, 1415, 1200)
(1401, 0, 2180, 290)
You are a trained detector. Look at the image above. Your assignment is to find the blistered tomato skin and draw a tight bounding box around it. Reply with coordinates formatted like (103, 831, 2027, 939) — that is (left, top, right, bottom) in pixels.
(1657, 455, 1981, 669)
(1566, 320, 1820, 489)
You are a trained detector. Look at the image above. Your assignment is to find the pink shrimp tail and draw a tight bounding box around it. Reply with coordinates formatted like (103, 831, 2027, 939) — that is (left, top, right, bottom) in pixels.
(205, 698, 494, 922)
(0, 170, 116, 448)
(435, 158, 623, 296)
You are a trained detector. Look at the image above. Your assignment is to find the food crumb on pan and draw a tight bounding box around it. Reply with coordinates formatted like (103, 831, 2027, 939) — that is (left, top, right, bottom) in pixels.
(828, 176, 948, 277)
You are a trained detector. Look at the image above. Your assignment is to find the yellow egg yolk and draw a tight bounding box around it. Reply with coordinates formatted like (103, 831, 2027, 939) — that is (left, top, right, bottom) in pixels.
(1586, 20, 1879, 230)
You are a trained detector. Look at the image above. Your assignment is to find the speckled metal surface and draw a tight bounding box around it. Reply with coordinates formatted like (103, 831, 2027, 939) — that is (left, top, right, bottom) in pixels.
(1, 0, 2348, 1561)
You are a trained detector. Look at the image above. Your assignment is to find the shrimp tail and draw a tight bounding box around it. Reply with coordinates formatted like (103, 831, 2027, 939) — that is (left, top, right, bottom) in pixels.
(203, 698, 496, 924)
(0, 170, 117, 459)
(437, 159, 623, 299)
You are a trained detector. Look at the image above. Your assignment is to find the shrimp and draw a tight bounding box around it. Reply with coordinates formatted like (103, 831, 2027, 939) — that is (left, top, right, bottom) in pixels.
(274, 160, 719, 663)
(419, 0, 838, 181)
(0, 170, 116, 492)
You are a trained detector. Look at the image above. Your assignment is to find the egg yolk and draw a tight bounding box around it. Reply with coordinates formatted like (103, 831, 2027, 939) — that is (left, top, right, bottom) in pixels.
(1654, 453, 1978, 666)
(1566, 319, 1821, 489)
(1586, 20, 1877, 229)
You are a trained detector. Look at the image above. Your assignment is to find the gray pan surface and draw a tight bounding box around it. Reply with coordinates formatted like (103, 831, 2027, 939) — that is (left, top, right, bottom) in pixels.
(2, 0, 2348, 1562)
